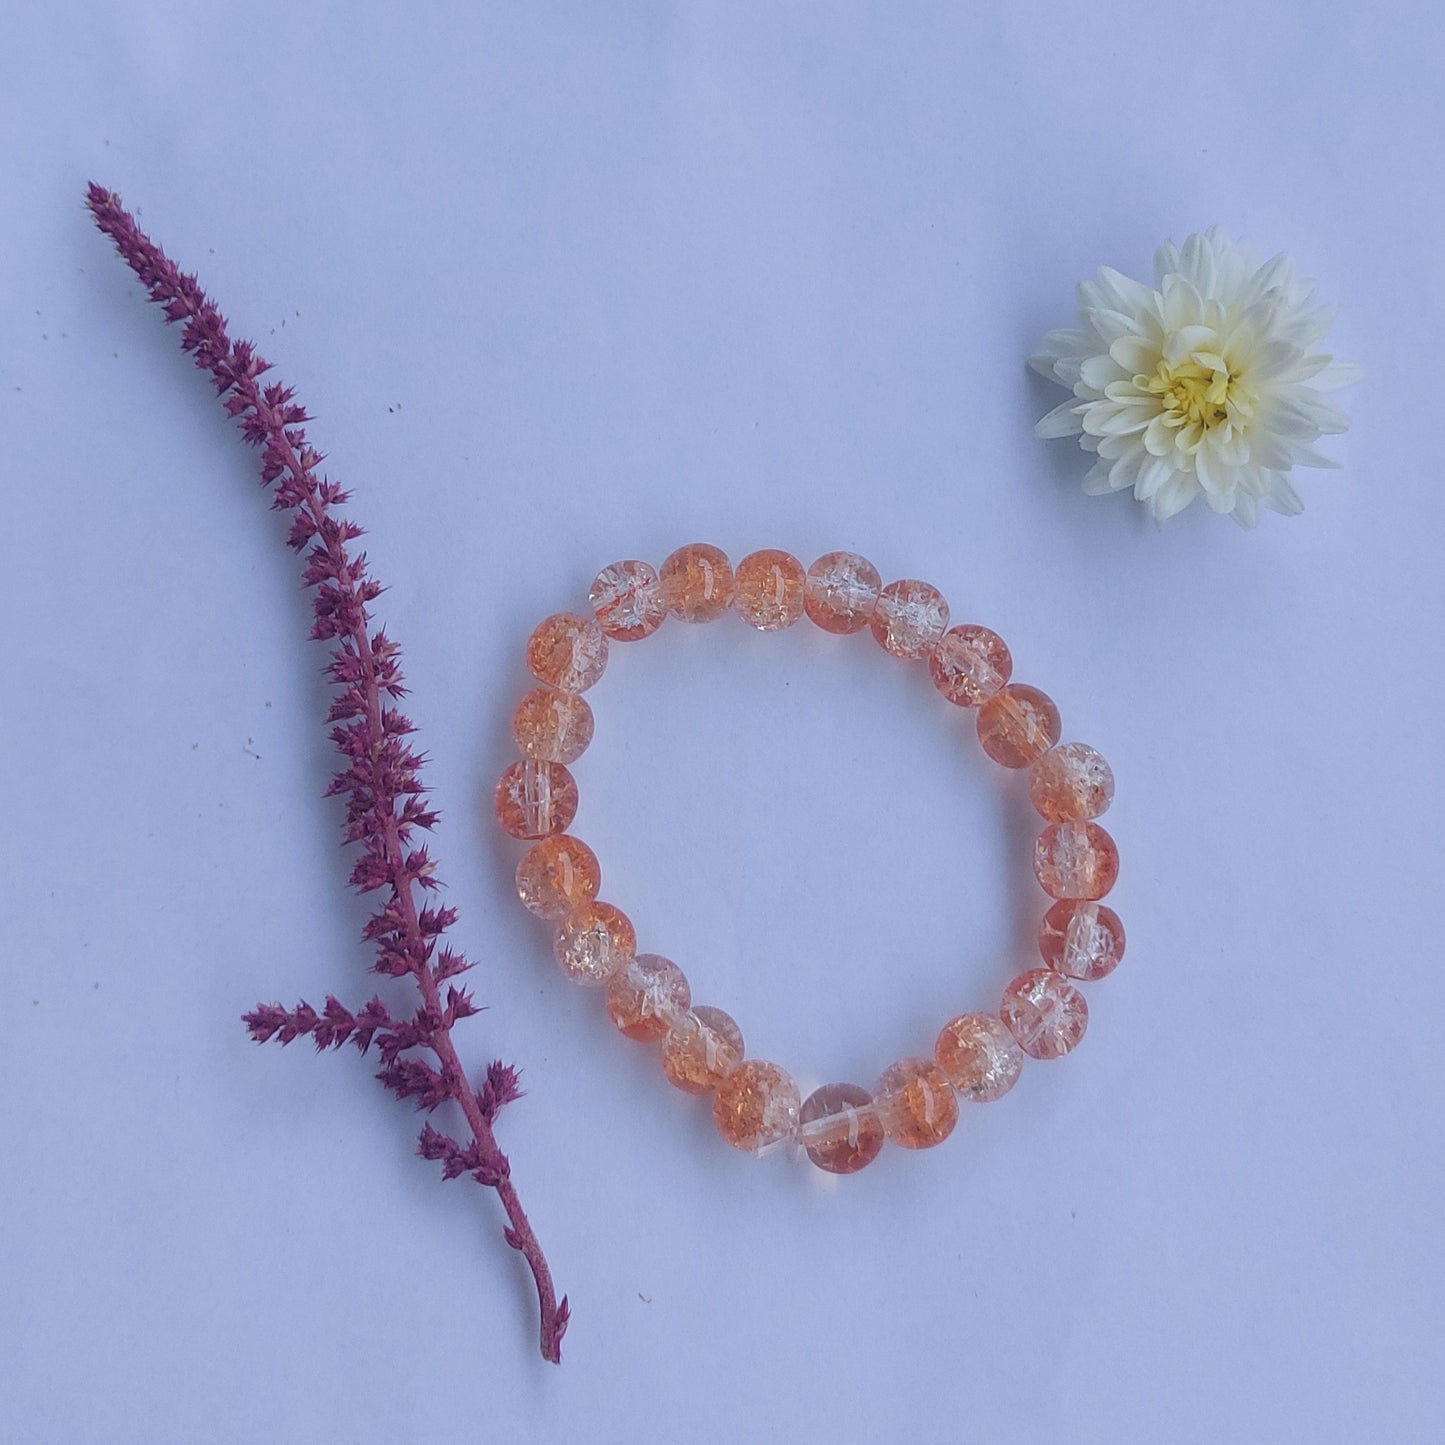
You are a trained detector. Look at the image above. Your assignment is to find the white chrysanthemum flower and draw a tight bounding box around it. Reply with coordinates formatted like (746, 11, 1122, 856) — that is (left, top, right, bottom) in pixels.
(1030, 227, 1362, 526)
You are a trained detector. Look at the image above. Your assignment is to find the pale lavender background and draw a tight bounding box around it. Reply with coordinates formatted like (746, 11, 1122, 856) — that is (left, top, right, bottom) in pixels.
(2, 4, 1442, 1442)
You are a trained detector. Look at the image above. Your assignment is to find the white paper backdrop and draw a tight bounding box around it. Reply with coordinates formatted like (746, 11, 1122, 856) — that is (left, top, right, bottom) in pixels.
(3, 4, 1442, 1441)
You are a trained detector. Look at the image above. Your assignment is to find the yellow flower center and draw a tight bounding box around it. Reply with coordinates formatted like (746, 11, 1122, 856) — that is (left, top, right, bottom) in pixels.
(1140, 355, 1237, 432)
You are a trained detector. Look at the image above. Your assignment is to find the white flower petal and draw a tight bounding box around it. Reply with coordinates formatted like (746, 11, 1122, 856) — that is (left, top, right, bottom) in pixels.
(1133, 453, 1175, 500)
(1105, 443, 1153, 493)
(1149, 471, 1200, 522)
(1194, 443, 1235, 504)
(1079, 265, 1156, 318)
(1285, 441, 1343, 470)
(1263, 472, 1305, 515)
(1079, 457, 1118, 494)
(1082, 401, 1152, 437)
(1163, 323, 1216, 364)
(1240, 251, 1296, 308)
(1178, 231, 1220, 297)
(1272, 388, 1351, 436)
(1247, 430, 1291, 469)
(1230, 490, 1261, 527)
(1083, 307, 1147, 346)
(1143, 414, 1177, 456)
(1028, 328, 1094, 384)
(1108, 334, 1158, 376)
(1035, 398, 1087, 439)
(1077, 353, 1124, 392)
(1309, 359, 1365, 391)
(1159, 275, 1206, 331)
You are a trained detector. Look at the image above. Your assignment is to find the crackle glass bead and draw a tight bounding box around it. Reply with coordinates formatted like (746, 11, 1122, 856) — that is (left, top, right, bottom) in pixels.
(1039, 900, 1126, 981)
(511, 686, 594, 765)
(660, 1005, 745, 1094)
(929, 624, 1012, 707)
(1034, 820, 1120, 900)
(713, 1061, 801, 1154)
(976, 684, 1061, 768)
(515, 835, 601, 920)
(493, 760, 578, 840)
(1001, 968, 1088, 1060)
(1030, 742, 1114, 822)
(874, 1058, 959, 1149)
(803, 551, 882, 634)
(871, 579, 950, 659)
(934, 1012, 1024, 1102)
(589, 560, 667, 642)
(733, 549, 806, 630)
(605, 953, 691, 1041)
(526, 612, 609, 693)
(798, 1083, 885, 1175)
(553, 900, 636, 985)
(660, 543, 735, 622)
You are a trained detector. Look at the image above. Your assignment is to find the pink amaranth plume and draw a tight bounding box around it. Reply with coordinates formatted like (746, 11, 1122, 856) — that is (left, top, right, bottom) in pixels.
(86, 183, 568, 1364)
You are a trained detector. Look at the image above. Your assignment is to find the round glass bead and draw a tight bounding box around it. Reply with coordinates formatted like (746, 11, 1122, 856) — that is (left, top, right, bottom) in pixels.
(514, 835, 601, 920)
(1034, 820, 1120, 900)
(1001, 968, 1088, 1060)
(605, 953, 691, 1041)
(733, 549, 806, 630)
(525, 612, 608, 693)
(803, 551, 882, 634)
(553, 900, 636, 985)
(873, 1058, 959, 1149)
(1029, 742, 1114, 821)
(511, 686, 594, 764)
(870, 579, 950, 659)
(493, 759, 578, 840)
(934, 1012, 1025, 1102)
(713, 1061, 801, 1154)
(659, 543, 735, 622)
(798, 1083, 885, 1175)
(928, 624, 1012, 707)
(589, 560, 667, 642)
(1039, 900, 1126, 981)
(976, 683, 1061, 768)
(660, 1005, 745, 1094)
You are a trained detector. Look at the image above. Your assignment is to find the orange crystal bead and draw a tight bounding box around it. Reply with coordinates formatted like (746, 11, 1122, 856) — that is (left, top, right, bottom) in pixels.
(874, 1058, 959, 1149)
(1001, 968, 1088, 1059)
(804, 551, 882, 634)
(871, 579, 949, 659)
(733, 549, 806, 630)
(929, 624, 1012, 707)
(589, 559, 668, 642)
(511, 686, 594, 764)
(1039, 899, 1125, 981)
(713, 1060, 801, 1154)
(494, 759, 578, 840)
(976, 683, 1061, 768)
(605, 953, 691, 1041)
(514, 834, 601, 920)
(1034, 820, 1120, 900)
(659, 543, 735, 622)
(553, 900, 636, 985)
(525, 612, 609, 693)
(935, 1012, 1024, 1102)
(660, 1005, 745, 1094)
(798, 1083, 885, 1175)
(1029, 742, 1114, 821)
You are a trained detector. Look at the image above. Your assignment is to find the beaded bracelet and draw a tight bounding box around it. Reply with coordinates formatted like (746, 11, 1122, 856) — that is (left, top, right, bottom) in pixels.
(493, 545, 1124, 1174)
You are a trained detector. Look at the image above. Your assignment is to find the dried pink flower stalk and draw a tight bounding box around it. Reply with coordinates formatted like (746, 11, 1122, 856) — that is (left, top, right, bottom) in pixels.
(86, 183, 568, 1363)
